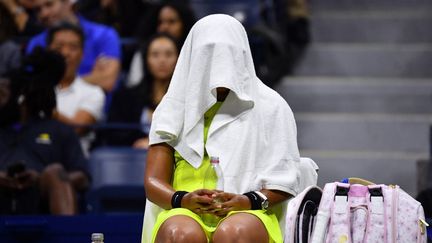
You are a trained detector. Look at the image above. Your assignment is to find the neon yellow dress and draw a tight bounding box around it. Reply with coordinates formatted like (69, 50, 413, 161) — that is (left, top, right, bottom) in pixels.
(151, 102, 282, 243)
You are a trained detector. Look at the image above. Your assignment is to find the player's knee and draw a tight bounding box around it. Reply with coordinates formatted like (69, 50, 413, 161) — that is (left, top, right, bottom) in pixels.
(158, 222, 206, 243)
(214, 222, 247, 240)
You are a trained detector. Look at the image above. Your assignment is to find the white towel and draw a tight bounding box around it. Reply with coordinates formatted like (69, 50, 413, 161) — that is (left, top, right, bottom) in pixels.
(144, 14, 301, 242)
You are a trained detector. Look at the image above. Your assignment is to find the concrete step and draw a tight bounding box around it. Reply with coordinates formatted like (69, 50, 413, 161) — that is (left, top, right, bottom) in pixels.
(276, 77, 432, 114)
(303, 149, 425, 196)
(309, 0, 432, 11)
(294, 43, 432, 77)
(295, 113, 431, 153)
(311, 11, 432, 43)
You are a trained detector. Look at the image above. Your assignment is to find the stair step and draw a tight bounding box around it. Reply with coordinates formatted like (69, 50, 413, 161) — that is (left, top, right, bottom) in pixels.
(295, 113, 431, 152)
(311, 11, 432, 43)
(277, 77, 432, 114)
(294, 43, 432, 77)
(303, 150, 425, 196)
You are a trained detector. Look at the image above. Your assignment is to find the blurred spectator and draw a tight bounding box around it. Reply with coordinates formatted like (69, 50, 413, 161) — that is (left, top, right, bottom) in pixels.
(26, 0, 121, 93)
(249, 0, 310, 87)
(99, 33, 180, 148)
(0, 78, 18, 128)
(1, 0, 44, 37)
(138, 1, 196, 44)
(77, 0, 152, 75)
(127, 1, 196, 87)
(0, 2, 21, 76)
(0, 48, 89, 215)
(47, 23, 105, 156)
(284, 0, 310, 68)
(78, 0, 150, 38)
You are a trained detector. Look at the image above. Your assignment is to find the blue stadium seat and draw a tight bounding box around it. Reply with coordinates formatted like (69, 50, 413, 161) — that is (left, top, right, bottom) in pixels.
(86, 147, 147, 214)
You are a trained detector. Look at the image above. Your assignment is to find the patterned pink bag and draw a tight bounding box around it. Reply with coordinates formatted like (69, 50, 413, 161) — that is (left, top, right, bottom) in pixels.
(285, 185, 322, 243)
(310, 181, 429, 243)
(284, 157, 320, 243)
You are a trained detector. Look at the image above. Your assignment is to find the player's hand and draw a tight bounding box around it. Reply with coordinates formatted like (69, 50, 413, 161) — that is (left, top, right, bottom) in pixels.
(211, 192, 251, 217)
(181, 189, 218, 214)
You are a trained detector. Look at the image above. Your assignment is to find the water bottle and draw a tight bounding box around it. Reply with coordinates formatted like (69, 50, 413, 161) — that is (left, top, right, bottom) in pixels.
(91, 233, 104, 243)
(204, 156, 224, 191)
(202, 156, 224, 227)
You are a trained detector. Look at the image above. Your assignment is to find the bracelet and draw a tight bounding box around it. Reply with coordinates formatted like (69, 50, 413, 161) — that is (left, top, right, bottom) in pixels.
(171, 191, 188, 208)
(243, 191, 262, 210)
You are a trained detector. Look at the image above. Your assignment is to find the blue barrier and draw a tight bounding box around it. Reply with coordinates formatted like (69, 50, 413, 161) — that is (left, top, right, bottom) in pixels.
(0, 214, 143, 243)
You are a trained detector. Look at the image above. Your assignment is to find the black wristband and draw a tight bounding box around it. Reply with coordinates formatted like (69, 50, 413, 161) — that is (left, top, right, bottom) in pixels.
(243, 191, 262, 210)
(171, 191, 188, 208)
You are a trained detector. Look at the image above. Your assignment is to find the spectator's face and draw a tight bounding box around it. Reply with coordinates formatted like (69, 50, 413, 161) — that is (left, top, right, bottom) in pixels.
(48, 30, 83, 79)
(34, 0, 69, 27)
(157, 6, 184, 39)
(147, 37, 178, 81)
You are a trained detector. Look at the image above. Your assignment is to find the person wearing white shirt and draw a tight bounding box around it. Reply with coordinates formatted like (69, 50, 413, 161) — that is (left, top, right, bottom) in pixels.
(47, 23, 105, 155)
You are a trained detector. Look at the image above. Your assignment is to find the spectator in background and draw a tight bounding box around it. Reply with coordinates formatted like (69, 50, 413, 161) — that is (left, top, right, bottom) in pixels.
(127, 1, 196, 88)
(100, 33, 180, 148)
(0, 2, 21, 76)
(77, 0, 151, 75)
(78, 0, 150, 38)
(47, 23, 105, 156)
(284, 0, 310, 69)
(27, 0, 121, 93)
(0, 0, 44, 37)
(0, 48, 89, 215)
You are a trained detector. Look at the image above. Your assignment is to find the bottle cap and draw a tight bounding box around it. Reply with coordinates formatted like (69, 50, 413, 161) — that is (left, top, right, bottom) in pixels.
(210, 156, 219, 163)
(92, 233, 104, 241)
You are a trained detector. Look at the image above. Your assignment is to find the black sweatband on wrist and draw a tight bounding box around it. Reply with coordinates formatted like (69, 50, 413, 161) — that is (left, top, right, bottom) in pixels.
(171, 191, 188, 208)
(243, 191, 262, 210)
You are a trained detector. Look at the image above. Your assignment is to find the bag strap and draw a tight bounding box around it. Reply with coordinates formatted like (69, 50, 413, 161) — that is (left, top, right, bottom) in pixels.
(328, 184, 351, 243)
(365, 185, 387, 243)
(329, 184, 387, 243)
(311, 183, 349, 243)
(300, 200, 317, 243)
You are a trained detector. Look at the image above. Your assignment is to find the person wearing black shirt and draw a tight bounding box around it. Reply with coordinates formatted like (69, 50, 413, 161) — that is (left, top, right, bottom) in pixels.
(0, 48, 89, 215)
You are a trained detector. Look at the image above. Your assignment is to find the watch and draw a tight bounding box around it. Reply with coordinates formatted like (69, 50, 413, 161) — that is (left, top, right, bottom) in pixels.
(254, 191, 269, 210)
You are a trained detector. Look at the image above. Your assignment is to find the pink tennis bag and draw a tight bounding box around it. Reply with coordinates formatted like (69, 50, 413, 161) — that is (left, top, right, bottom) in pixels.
(284, 158, 321, 243)
(310, 182, 428, 243)
(285, 185, 322, 243)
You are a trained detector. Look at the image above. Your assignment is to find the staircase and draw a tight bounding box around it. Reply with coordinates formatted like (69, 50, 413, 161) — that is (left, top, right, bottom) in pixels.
(275, 0, 432, 196)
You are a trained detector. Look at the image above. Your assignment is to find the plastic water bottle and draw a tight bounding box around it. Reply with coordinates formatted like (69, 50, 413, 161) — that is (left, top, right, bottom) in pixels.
(91, 233, 104, 243)
(202, 156, 224, 227)
(204, 156, 224, 190)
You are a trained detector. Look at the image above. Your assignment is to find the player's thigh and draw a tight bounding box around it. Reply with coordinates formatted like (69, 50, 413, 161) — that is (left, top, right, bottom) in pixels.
(213, 212, 268, 242)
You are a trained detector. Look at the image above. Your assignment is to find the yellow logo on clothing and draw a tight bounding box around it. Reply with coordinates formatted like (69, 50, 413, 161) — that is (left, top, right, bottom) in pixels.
(36, 133, 51, 144)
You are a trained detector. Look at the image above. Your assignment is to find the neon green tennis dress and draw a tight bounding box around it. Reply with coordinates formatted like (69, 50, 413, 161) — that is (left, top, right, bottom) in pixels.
(151, 102, 283, 243)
